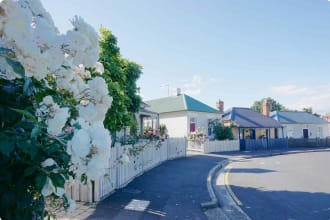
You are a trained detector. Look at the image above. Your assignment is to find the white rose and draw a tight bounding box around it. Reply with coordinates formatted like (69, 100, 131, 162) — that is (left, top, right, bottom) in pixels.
(94, 62, 104, 74)
(70, 128, 91, 159)
(41, 158, 56, 167)
(41, 177, 55, 197)
(46, 107, 70, 136)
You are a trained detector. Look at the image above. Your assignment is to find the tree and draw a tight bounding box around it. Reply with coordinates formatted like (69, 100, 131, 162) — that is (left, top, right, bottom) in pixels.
(99, 28, 142, 134)
(122, 59, 142, 117)
(302, 107, 320, 117)
(251, 97, 288, 113)
(213, 122, 234, 140)
(302, 107, 312, 114)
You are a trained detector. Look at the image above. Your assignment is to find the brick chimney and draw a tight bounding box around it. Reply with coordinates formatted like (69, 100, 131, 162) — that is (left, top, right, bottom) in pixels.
(172, 88, 181, 96)
(216, 99, 224, 113)
(262, 100, 270, 117)
(176, 88, 181, 96)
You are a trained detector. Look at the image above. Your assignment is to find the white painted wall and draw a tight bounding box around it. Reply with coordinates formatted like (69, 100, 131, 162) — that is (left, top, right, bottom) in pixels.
(283, 124, 329, 138)
(159, 111, 220, 138)
(187, 111, 220, 136)
(159, 112, 188, 137)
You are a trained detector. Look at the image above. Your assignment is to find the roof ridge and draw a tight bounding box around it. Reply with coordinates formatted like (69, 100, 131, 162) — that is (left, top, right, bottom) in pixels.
(182, 94, 187, 110)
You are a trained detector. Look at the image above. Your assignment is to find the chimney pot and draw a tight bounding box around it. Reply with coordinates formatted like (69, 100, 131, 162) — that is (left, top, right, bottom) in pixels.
(216, 99, 224, 113)
(262, 100, 270, 116)
(177, 88, 181, 96)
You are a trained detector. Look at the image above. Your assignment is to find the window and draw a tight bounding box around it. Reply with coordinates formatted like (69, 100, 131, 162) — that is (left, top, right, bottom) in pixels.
(190, 118, 196, 132)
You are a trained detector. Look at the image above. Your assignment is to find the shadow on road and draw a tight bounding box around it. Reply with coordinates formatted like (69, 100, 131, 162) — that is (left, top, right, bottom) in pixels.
(230, 185, 330, 220)
(212, 147, 330, 160)
(229, 168, 276, 174)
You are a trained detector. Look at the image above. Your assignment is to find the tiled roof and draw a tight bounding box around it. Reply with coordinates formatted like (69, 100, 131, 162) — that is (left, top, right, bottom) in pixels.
(223, 107, 282, 128)
(271, 111, 328, 124)
(145, 94, 219, 114)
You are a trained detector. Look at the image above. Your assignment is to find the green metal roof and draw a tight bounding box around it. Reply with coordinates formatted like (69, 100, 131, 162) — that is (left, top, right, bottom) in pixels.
(145, 94, 219, 114)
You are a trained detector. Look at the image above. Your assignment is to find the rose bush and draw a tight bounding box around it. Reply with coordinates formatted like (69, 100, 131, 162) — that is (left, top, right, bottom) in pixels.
(0, 0, 112, 219)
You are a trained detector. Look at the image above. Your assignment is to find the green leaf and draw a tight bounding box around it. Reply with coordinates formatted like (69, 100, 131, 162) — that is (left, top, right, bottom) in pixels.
(0, 47, 15, 58)
(35, 173, 47, 191)
(0, 133, 14, 156)
(17, 140, 38, 159)
(31, 127, 40, 139)
(44, 144, 61, 155)
(10, 108, 37, 123)
(5, 57, 25, 77)
(50, 173, 65, 188)
(24, 166, 38, 177)
(17, 140, 31, 153)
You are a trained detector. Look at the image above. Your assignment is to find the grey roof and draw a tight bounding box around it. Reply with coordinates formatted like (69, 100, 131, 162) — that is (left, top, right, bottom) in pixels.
(145, 94, 219, 114)
(271, 111, 328, 124)
(223, 107, 282, 128)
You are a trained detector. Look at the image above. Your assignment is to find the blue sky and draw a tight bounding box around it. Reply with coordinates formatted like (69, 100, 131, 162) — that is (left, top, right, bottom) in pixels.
(42, 0, 330, 114)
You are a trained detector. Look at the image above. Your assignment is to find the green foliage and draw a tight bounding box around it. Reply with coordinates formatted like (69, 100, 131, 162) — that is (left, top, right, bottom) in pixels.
(0, 48, 25, 78)
(99, 27, 142, 133)
(251, 97, 288, 113)
(213, 122, 234, 140)
(302, 107, 312, 113)
(159, 124, 168, 138)
(302, 107, 320, 117)
(0, 76, 73, 219)
(122, 59, 142, 114)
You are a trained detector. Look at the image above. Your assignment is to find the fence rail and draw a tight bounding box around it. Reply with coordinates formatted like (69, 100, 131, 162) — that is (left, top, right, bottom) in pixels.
(65, 138, 187, 203)
(288, 137, 330, 148)
(187, 139, 240, 153)
(241, 138, 288, 151)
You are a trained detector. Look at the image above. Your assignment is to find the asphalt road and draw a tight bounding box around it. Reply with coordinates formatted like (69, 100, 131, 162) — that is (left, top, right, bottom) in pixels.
(87, 152, 225, 220)
(227, 149, 330, 220)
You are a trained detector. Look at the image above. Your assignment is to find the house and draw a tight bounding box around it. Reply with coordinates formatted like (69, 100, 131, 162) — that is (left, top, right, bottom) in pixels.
(115, 102, 159, 142)
(222, 107, 283, 140)
(321, 115, 330, 137)
(136, 102, 159, 135)
(271, 111, 329, 138)
(145, 91, 221, 138)
(222, 107, 286, 150)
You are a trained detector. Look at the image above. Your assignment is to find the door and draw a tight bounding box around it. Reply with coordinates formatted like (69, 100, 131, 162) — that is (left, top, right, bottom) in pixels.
(303, 129, 309, 138)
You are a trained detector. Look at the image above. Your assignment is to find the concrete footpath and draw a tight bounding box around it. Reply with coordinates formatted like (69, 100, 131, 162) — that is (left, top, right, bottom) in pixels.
(59, 152, 226, 220)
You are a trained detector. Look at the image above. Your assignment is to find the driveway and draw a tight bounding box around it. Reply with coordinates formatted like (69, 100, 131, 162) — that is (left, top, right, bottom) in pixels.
(225, 149, 330, 220)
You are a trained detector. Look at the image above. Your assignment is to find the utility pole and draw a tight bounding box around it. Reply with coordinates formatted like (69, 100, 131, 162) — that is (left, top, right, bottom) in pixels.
(161, 83, 170, 96)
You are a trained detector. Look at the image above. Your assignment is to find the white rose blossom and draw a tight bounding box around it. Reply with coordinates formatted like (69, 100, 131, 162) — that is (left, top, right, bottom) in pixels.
(68, 122, 111, 181)
(78, 77, 112, 124)
(1, 0, 113, 207)
(37, 96, 70, 136)
(41, 177, 55, 197)
(41, 158, 56, 167)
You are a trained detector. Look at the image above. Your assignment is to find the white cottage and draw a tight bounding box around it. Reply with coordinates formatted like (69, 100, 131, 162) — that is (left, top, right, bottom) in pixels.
(145, 93, 221, 138)
(271, 111, 329, 138)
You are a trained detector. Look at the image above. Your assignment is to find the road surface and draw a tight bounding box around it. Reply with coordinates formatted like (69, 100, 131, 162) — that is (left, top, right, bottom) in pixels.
(227, 149, 330, 220)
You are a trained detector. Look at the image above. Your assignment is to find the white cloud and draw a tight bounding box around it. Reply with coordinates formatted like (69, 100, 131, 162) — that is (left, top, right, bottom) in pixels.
(269, 84, 330, 114)
(183, 74, 202, 95)
(269, 84, 309, 95)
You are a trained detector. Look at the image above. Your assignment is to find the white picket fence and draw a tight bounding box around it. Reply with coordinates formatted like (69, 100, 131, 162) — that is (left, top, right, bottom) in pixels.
(187, 139, 240, 153)
(65, 138, 187, 203)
